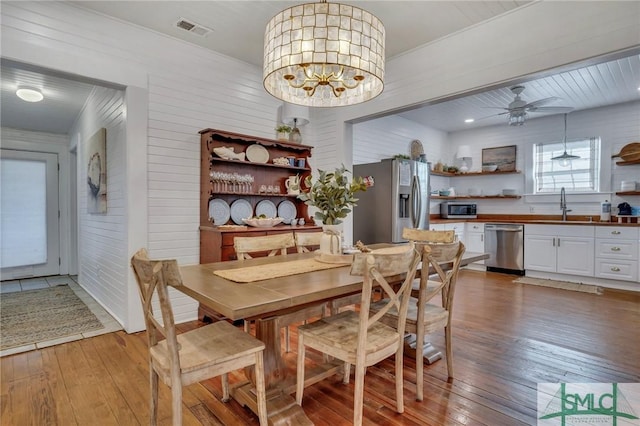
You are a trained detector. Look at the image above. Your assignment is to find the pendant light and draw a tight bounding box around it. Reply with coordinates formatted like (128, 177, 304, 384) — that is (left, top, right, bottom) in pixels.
(551, 113, 579, 167)
(263, 1, 385, 107)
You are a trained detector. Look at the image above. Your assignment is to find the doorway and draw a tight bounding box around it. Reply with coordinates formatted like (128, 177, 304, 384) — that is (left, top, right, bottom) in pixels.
(1, 149, 60, 280)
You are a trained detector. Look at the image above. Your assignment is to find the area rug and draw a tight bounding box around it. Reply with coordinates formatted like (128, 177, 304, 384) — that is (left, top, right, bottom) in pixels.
(1, 285, 104, 350)
(513, 277, 603, 295)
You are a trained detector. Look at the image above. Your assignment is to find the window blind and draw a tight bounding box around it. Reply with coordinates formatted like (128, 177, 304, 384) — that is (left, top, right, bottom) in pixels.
(534, 137, 600, 193)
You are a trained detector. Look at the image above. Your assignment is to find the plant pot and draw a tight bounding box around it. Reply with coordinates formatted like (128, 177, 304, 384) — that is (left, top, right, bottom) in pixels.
(276, 131, 290, 141)
(319, 224, 342, 255)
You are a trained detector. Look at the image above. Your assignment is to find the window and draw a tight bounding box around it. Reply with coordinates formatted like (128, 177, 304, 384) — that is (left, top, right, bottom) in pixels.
(533, 137, 600, 193)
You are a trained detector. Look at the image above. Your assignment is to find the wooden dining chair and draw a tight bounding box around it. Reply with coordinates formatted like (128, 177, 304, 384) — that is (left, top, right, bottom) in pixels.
(294, 231, 323, 253)
(131, 249, 268, 426)
(234, 232, 294, 334)
(370, 229, 465, 401)
(233, 232, 295, 260)
(295, 244, 421, 426)
(234, 232, 304, 350)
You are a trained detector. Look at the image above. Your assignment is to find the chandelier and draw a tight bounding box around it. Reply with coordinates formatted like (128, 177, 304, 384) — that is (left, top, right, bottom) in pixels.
(263, 1, 385, 107)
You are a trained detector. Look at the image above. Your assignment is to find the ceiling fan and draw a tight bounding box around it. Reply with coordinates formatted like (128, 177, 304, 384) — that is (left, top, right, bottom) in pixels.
(480, 85, 574, 126)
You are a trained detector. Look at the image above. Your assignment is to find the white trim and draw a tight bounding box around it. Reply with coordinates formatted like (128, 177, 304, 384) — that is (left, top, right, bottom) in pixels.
(525, 270, 640, 293)
(0, 129, 71, 276)
(125, 86, 149, 333)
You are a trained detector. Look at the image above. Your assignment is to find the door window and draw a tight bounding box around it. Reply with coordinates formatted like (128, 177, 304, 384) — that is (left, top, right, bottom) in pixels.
(1, 149, 59, 279)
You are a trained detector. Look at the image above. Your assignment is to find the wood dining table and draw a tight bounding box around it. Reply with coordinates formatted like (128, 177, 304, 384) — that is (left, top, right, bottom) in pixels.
(176, 247, 488, 425)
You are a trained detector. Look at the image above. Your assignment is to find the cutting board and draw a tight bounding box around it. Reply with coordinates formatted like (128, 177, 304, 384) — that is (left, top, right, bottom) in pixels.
(612, 142, 640, 161)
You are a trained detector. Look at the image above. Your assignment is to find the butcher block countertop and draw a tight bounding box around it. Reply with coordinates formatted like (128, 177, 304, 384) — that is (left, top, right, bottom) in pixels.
(430, 214, 640, 227)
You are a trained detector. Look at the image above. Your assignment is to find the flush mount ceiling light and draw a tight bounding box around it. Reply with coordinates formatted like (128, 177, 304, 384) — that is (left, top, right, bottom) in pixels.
(263, 1, 385, 107)
(551, 113, 580, 167)
(16, 87, 44, 103)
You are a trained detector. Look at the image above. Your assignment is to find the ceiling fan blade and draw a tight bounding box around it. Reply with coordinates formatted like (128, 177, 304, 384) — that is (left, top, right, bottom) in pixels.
(528, 106, 575, 113)
(475, 111, 509, 121)
(481, 106, 510, 110)
(524, 96, 559, 109)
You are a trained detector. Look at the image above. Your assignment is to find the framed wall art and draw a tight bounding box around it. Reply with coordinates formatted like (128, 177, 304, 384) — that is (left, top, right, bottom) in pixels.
(482, 145, 517, 172)
(86, 128, 107, 213)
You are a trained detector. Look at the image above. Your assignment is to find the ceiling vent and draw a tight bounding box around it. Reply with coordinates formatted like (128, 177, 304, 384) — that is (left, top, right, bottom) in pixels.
(175, 18, 212, 37)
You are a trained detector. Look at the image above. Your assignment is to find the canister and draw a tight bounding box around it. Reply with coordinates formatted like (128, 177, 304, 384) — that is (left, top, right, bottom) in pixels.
(600, 200, 611, 222)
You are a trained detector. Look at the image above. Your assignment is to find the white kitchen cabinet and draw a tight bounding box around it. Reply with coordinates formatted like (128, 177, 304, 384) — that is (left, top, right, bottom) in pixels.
(464, 223, 486, 264)
(524, 225, 595, 277)
(594, 226, 639, 282)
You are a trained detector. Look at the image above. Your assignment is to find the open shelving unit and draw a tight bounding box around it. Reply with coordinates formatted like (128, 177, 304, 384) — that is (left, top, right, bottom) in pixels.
(431, 195, 522, 200)
(615, 159, 640, 166)
(430, 169, 523, 199)
(613, 156, 638, 195)
(431, 170, 521, 177)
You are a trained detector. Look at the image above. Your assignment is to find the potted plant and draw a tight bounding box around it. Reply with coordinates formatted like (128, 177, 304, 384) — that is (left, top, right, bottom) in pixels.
(298, 165, 369, 254)
(275, 124, 291, 141)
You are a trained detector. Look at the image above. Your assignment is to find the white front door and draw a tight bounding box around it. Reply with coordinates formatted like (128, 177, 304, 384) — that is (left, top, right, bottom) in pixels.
(1, 149, 60, 279)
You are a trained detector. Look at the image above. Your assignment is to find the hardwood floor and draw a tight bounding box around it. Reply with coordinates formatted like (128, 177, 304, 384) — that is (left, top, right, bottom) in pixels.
(1, 270, 638, 425)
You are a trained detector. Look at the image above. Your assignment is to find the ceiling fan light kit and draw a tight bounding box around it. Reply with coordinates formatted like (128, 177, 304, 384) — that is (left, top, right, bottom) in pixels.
(263, 1, 385, 107)
(509, 111, 527, 126)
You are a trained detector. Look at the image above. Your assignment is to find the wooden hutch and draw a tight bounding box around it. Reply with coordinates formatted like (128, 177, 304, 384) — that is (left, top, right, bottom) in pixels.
(199, 129, 322, 264)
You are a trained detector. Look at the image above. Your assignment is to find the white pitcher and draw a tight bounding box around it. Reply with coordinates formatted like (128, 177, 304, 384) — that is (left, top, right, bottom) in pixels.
(285, 175, 301, 195)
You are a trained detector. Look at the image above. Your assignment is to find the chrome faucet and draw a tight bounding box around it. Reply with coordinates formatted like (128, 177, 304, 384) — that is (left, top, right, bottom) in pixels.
(560, 187, 571, 221)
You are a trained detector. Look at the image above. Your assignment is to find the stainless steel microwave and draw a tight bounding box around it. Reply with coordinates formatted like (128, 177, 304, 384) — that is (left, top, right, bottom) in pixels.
(440, 202, 477, 219)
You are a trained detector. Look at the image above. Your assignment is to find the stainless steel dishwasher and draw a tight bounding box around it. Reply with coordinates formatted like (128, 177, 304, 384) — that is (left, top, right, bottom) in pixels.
(484, 223, 525, 275)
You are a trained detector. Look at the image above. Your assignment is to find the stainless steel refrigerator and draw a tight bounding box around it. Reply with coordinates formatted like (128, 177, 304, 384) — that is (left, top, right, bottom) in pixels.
(353, 158, 430, 244)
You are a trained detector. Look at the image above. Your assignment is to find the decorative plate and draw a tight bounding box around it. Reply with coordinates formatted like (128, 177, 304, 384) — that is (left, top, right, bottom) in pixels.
(230, 199, 253, 225)
(208, 198, 230, 225)
(410, 139, 424, 160)
(246, 144, 269, 163)
(277, 200, 297, 223)
(255, 199, 277, 218)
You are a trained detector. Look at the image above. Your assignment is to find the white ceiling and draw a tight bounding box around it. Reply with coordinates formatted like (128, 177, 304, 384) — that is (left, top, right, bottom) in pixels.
(72, 1, 530, 67)
(399, 53, 640, 132)
(2, 1, 639, 135)
(1, 60, 97, 134)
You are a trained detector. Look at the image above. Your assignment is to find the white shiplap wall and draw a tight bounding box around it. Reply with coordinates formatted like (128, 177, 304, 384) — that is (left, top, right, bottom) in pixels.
(353, 115, 447, 165)
(72, 86, 128, 324)
(352, 115, 449, 215)
(352, 101, 640, 218)
(444, 101, 640, 216)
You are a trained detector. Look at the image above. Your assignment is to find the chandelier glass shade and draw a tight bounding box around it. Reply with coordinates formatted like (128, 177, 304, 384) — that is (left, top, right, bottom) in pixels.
(509, 111, 527, 126)
(263, 2, 385, 107)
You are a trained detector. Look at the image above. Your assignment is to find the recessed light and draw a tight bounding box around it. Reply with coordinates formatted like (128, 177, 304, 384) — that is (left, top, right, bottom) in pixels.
(464, 118, 475, 123)
(16, 87, 44, 102)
